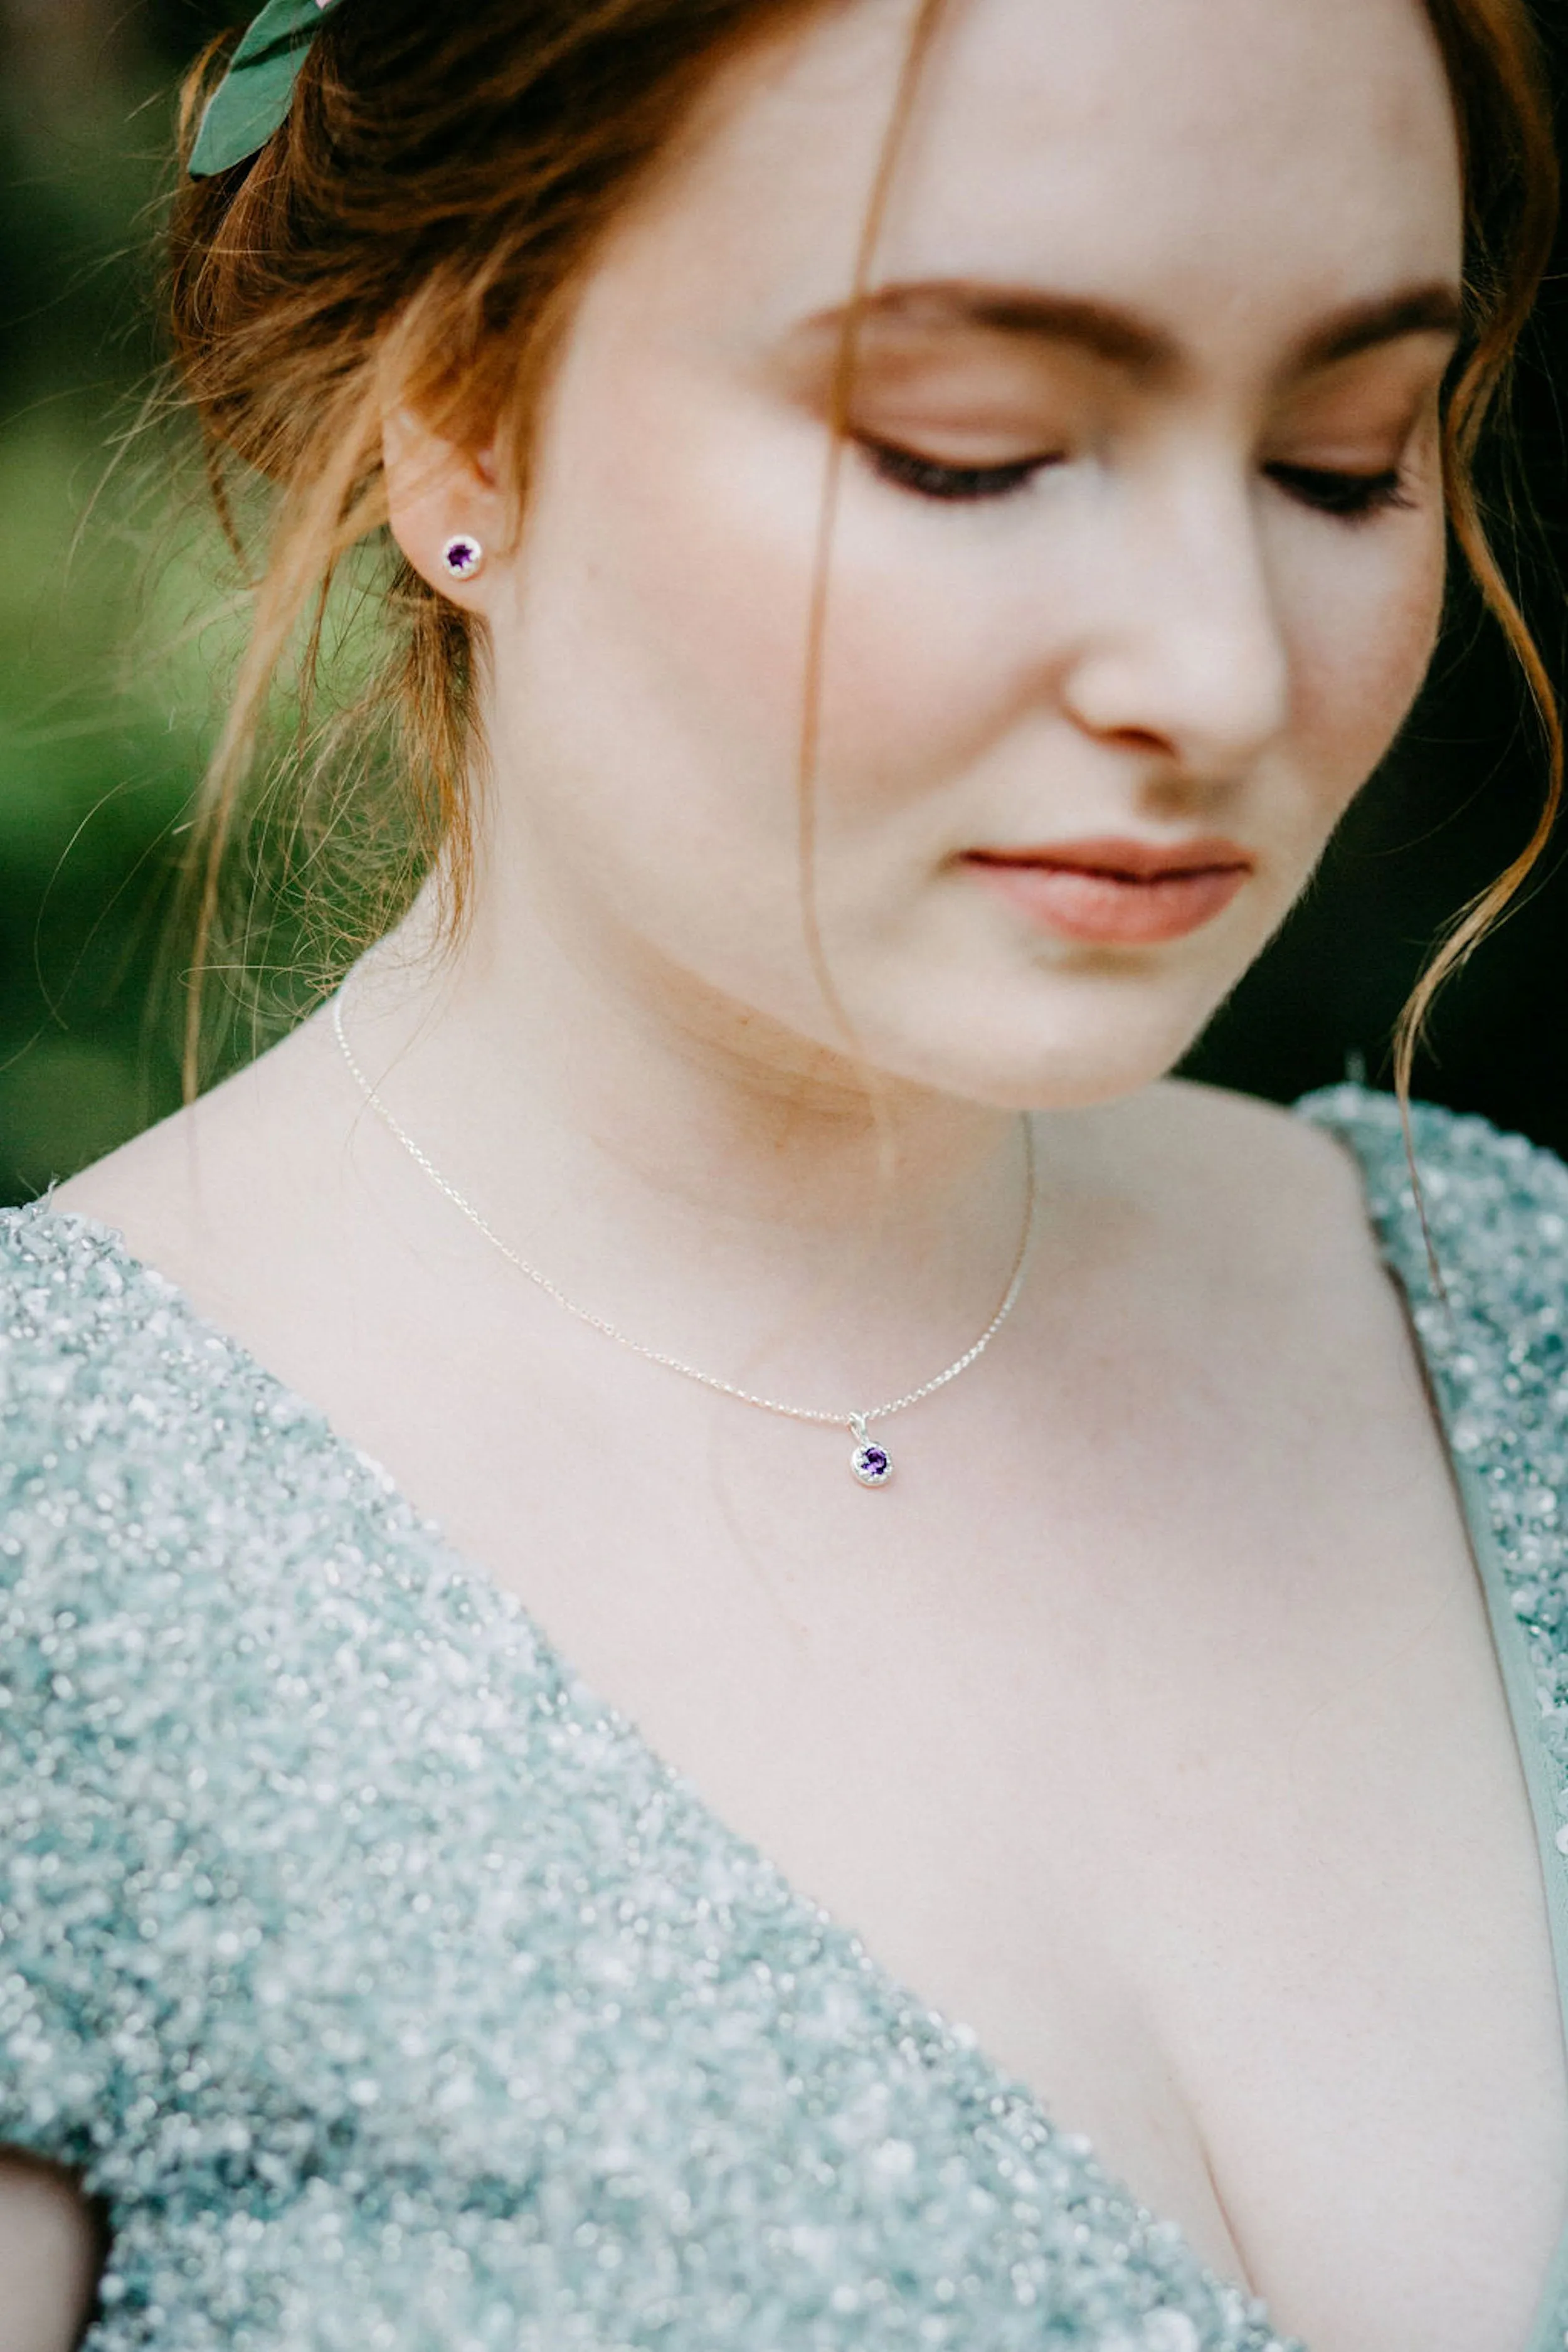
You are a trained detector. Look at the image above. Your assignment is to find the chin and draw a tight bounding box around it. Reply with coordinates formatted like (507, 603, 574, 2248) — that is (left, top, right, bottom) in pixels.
(854, 967, 1242, 1113)
(860, 1030, 1210, 1116)
(973, 1051, 1197, 1116)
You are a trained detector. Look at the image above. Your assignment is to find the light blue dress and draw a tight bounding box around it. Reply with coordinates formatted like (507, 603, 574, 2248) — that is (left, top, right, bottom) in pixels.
(1, 1086, 1566, 2351)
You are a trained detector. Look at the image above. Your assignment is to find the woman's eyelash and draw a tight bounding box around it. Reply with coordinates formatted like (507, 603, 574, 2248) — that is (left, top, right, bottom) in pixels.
(1264, 462, 1414, 520)
(858, 437, 1415, 522)
(857, 440, 1056, 502)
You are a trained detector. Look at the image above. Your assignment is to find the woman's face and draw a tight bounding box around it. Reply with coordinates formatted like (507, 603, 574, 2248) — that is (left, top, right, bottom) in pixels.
(452, 0, 1464, 1109)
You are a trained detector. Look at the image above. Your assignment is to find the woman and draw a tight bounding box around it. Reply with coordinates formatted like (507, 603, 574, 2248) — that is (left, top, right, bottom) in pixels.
(0, 0, 1563, 2344)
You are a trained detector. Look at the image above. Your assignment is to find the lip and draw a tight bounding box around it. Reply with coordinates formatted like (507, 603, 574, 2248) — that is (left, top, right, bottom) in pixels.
(963, 836, 1254, 946)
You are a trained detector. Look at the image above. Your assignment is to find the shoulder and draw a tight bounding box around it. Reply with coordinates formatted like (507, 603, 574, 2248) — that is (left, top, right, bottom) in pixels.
(1079, 1077, 1395, 1287)
(1121, 1074, 1568, 1294)
(1096, 1079, 1568, 1397)
(1293, 1080, 1568, 1321)
(0, 1200, 280, 1739)
(1145, 1081, 1568, 1687)
(1291, 1091, 1568, 1779)
(1295, 1086, 1568, 1616)
(0, 1199, 281, 1526)
(0, 1193, 187, 1372)
(0, 1199, 428, 1697)
(0, 1207, 213, 2173)
(0, 1204, 487, 2181)
(0, 1201, 197, 1515)
(0, 1195, 509, 1733)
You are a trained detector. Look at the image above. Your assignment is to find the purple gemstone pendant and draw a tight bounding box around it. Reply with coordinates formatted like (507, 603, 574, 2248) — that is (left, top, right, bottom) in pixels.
(849, 1415, 893, 1488)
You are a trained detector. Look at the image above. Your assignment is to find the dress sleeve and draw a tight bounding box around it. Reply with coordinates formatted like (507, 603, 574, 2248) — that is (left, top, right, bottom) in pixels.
(1296, 1081, 1568, 1335)
(0, 1208, 184, 2192)
(1296, 1081, 1568, 1703)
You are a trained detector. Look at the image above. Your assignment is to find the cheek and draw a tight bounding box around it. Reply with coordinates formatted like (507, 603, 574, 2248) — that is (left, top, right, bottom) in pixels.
(512, 322, 1014, 852)
(812, 511, 1041, 811)
(1272, 506, 1449, 820)
(482, 347, 895, 1023)
(486, 371, 822, 948)
(522, 371, 821, 787)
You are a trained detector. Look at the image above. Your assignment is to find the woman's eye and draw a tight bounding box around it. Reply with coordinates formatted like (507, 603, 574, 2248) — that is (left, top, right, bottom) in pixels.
(857, 439, 1414, 520)
(857, 438, 1058, 504)
(1266, 462, 1414, 521)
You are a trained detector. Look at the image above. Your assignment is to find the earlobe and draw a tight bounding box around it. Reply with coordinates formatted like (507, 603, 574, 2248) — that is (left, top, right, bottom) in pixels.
(381, 402, 502, 600)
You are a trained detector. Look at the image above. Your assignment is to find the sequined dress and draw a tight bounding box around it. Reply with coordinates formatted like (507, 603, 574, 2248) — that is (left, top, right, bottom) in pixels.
(3, 1086, 1567, 2352)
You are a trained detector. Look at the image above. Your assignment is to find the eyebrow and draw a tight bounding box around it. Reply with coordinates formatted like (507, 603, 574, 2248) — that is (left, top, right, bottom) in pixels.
(812, 279, 1465, 380)
(1293, 283, 1466, 369)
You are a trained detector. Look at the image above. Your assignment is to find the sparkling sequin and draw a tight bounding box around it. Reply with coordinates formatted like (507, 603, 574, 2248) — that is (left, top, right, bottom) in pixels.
(0, 1085, 1564, 2349)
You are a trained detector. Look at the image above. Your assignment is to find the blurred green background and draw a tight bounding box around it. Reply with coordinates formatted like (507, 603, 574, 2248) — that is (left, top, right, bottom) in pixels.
(0, 0, 1565, 1207)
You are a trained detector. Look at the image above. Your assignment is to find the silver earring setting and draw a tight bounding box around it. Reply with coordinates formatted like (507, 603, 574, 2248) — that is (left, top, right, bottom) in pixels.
(442, 534, 484, 582)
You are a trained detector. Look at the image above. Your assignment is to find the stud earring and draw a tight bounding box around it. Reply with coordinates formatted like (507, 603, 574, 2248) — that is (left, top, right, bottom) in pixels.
(441, 534, 484, 583)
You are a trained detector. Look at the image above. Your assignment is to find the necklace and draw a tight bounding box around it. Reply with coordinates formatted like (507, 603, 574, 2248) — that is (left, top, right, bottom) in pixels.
(330, 985, 1037, 1488)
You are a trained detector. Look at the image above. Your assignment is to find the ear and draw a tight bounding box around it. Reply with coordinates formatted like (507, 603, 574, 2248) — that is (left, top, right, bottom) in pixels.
(381, 401, 508, 609)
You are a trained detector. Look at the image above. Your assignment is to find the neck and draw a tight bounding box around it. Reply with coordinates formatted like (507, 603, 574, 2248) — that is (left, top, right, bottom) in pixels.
(337, 876, 1042, 1402)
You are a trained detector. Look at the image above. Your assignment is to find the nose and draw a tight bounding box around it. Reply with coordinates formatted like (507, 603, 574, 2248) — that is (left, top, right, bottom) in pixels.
(1059, 462, 1293, 780)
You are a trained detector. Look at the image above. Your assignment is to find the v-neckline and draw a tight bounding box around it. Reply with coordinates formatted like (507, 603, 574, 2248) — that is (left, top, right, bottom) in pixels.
(28, 1106, 1568, 2352)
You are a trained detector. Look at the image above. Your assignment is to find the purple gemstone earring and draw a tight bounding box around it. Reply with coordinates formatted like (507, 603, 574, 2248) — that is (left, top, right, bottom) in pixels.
(441, 534, 484, 583)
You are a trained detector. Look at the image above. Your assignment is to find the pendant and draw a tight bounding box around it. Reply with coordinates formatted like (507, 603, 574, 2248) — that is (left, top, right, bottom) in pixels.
(849, 1414, 893, 1488)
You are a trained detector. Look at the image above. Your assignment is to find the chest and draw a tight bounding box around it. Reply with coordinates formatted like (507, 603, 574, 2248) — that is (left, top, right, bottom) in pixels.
(109, 1152, 1568, 2352)
(302, 1276, 1568, 2352)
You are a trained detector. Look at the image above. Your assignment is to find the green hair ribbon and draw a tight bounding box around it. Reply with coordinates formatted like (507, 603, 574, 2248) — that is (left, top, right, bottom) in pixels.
(189, 0, 347, 179)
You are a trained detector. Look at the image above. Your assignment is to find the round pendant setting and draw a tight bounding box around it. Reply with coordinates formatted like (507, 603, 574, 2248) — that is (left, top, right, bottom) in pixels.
(849, 1416, 893, 1487)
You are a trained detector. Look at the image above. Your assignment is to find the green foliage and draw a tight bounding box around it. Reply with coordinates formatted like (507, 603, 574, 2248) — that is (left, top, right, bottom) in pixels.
(0, 402, 208, 1198)
(0, 34, 247, 1202)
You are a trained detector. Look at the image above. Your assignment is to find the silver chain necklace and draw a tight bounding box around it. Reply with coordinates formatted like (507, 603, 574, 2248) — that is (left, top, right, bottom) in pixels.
(331, 985, 1037, 1488)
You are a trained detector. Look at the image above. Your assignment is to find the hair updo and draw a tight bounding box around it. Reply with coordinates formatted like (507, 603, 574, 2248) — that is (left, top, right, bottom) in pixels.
(166, 0, 1560, 1095)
